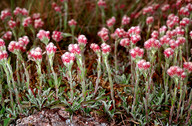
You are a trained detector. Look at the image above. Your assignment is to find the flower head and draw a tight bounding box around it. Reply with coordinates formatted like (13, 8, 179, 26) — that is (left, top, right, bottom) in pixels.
(183, 62, 192, 72)
(28, 47, 42, 62)
(101, 43, 111, 55)
(78, 35, 87, 46)
(121, 15, 130, 26)
(23, 16, 32, 27)
(46, 42, 57, 55)
(130, 47, 144, 60)
(68, 19, 77, 26)
(61, 52, 75, 66)
(18, 36, 29, 52)
(144, 38, 161, 50)
(52, 31, 63, 42)
(164, 48, 174, 58)
(8, 20, 16, 29)
(1, 9, 11, 21)
(3, 31, 12, 40)
(34, 18, 44, 29)
(90, 43, 100, 53)
(37, 30, 50, 44)
(137, 59, 150, 70)
(68, 44, 81, 55)
(120, 38, 130, 48)
(98, 27, 109, 42)
(107, 16, 116, 27)
(146, 16, 154, 25)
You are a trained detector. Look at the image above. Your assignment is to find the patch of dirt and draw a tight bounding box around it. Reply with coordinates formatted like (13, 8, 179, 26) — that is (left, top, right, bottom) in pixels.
(16, 108, 109, 126)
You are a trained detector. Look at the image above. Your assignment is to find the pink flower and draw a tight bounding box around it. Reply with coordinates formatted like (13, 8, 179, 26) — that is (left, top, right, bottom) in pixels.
(78, 35, 87, 45)
(186, 3, 192, 11)
(0, 39, 6, 50)
(120, 38, 130, 48)
(46, 42, 57, 55)
(175, 27, 184, 36)
(90, 43, 100, 52)
(23, 17, 32, 27)
(115, 28, 125, 38)
(98, 27, 109, 42)
(32, 13, 41, 20)
(68, 19, 77, 26)
(3, 31, 12, 40)
(107, 17, 116, 27)
(14, 7, 28, 16)
(131, 34, 141, 44)
(61, 52, 75, 65)
(0, 51, 8, 61)
(176, 37, 186, 46)
(169, 39, 179, 49)
(34, 18, 44, 28)
(8, 41, 21, 53)
(161, 4, 170, 12)
(151, 30, 159, 39)
(97, 0, 106, 7)
(190, 31, 192, 39)
(180, 18, 190, 27)
(130, 47, 144, 59)
(167, 66, 184, 78)
(143, 6, 154, 15)
(137, 59, 150, 70)
(146, 16, 154, 25)
(68, 44, 81, 55)
(52, 31, 63, 42)
(183, 62, 192, 72)
(54, 6, 61, 13)
(179, 7, 190, 16)
(128, 26, 141, 36)
(18, 36, 30, 52)
(37, 30, 50, 41)
(0, 9, 11, 21)
(144, 38, 161, 50)
(160, 35, 170, 46)
(121, 15, 130, 25)
(159, 25, 167, 35)
(164, 48, 174, 58)
(8, 20, 16, 29)
(101, 43, 111, 55)
(28, 47, 42, 61)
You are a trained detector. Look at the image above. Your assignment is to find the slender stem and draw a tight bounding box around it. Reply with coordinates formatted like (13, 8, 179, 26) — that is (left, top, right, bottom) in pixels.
(2, 64, 14, 109)
(71, 27, 75, 44)
(101, 7, 105, 26)
(185, 104, 192, 125)
(94, 54, 101, 95)
(59, 13, 62, 31)
(176, 81, 183, 122)
(114, 39, 119, 72)
(104, 58, 115, 110)
(6, 63, 22, 112)
(49, 58, 59, 99)
(16, 57, 21, 87)
(37, 62, 42, 95)
(64, 1, 68, 30)
(68, 69, 73, 102)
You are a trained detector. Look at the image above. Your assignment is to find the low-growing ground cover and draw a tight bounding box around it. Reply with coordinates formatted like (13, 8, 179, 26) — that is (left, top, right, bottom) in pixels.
(0, 0, 192, 125)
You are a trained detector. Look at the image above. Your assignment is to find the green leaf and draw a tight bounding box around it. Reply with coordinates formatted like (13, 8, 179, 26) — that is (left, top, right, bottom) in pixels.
(3, 118, 10, 126)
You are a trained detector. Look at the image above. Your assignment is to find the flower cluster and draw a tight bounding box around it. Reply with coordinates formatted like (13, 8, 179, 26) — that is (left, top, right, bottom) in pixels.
(68, 19, 77, 26)
(167, 66, 186, 79)
(137, 59, 150, 70)
(159, 25, 167, 35)
(8, 20, 16, 29)
(180, 18, 190, 27)
(101, 43, 111, 55)
(179, 7, 190, 16)
(52, 31, 63, 42)
(166, 14, 179, 29)
(8, 41, 21, 53)
(61, 52, 75, 66)
(18, 36, 30, 52)
(23, 17, 32, 27)
(0, 39, 8, 62)
(160, 35, 170, 46)
(107, 17, 116, 27)
(90, 43, 100, 53)
(146, 16, 154, 25)
(0, 9, 11, 21)
(32, 13, 41, 20)
(68, 44, 81, 55)
(97, 0, 106, 7)
(130, 47, 144, 59)
(121, 15, 130, 26)
(144, 38, 161, 50)
(34, 19, 44, 29)
(28, 47, 42, 62)
(164, 48, 174, 58)
(151, 30, 159, 39)
(14, 7, 28, 16)
(143, 6, 154, 15)
(37, 30, 50, 43)
(183, 62, 192, 73)
(115, 28, 125, 38)
(98, 27, 109, 42)
(46, 42, 57, 55)
(2, 31, 12, 40)
(161, 4, 170, 12)
(128, 26, 141, 36)
(131, 34, 141, 44)
(78, 35, 87, 46)
(120, 38, 130, 48)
